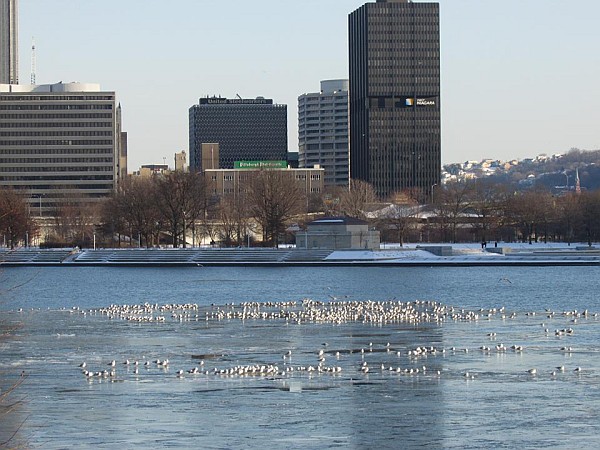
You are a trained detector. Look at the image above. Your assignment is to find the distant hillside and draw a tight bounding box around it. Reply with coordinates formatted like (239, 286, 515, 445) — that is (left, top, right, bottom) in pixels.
(518, 149, 600, 191)
(448, 149, 600, 191)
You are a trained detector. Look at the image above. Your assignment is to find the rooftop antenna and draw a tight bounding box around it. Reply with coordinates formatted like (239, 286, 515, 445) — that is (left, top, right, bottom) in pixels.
(30, 37, 36, 85)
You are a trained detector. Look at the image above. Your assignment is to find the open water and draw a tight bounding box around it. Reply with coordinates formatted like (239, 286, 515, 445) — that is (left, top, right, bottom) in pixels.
(1, 266, 599, 449)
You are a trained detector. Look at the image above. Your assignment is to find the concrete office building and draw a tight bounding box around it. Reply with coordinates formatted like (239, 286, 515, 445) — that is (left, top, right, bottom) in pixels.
(0, 82, 127, 215)
(349, 0, 441, 198)
(199, 143, 220, 171)
(298, 80, 349, 187)
(0, 0, 18, 84)
(205, 165, 324, 198)
(189, 97, 287, 171)
(134, 164, 168, 178)
(174, 150, 187, 172)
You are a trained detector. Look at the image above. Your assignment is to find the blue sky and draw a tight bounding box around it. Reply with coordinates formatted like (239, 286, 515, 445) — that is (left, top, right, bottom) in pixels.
(17, 0, 600, 170)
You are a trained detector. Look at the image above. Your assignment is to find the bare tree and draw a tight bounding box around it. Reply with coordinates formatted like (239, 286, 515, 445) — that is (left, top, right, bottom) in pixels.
(506, 191, 536, 243)
(555, 193, 581, 244)
(578, 191, 600, 246)
(377, 190, 420, 246)
(436, 182, 474, 243)
(99, 195, 129, 247)
(106, 178, 161, 248)
(339, 179, 378, 219)
(0, 188, 37, 249)
(50, 201, 102, 248)
(505, 188, 558, 244)
(246, 170, 305, 246)
(215, 193, 253, 247)
(467, 179, 508, 244)
(154, 172, 208, 248)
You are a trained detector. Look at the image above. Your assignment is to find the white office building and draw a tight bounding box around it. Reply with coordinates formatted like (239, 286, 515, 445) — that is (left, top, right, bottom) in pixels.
(0, 82, 127, 215)
(298, 79, 349, 187)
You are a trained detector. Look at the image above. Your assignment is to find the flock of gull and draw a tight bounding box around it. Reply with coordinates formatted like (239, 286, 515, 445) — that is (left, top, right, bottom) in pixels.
(72, 299, 597, 384)
(83, 299, 491, 325)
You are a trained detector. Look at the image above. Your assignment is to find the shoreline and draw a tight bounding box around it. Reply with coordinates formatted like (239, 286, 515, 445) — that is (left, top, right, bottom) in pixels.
(1, 260, 599, 268)
(2, 246, 599, 267)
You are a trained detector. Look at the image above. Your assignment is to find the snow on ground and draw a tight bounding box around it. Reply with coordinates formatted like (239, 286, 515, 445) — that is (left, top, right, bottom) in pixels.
(385, 242, 592, 251)
(326, 249, 438, 260)
(325, 242, 599, 262)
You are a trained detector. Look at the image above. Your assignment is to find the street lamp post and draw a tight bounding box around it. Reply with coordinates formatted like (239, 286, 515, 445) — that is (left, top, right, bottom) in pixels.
(182, 211, 186, 248)
(30, 194, 42, 217)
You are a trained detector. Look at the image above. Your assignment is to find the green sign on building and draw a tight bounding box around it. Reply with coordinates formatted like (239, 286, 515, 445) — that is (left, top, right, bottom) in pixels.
(234, 160, 288, 170)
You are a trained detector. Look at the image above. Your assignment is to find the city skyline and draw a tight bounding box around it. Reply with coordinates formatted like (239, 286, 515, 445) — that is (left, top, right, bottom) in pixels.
(13, 0, 600, 171)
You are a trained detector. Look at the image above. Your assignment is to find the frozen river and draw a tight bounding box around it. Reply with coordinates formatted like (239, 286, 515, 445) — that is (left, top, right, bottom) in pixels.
(1, 266, 599, 449)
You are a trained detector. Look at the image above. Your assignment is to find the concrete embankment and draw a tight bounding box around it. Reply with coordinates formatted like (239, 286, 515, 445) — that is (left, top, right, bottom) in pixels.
(1, 246, 599, 267)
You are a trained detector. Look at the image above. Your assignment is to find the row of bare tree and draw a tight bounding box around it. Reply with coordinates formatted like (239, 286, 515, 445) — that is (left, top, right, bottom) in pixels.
(95, 173, 387, 248)
(3, 176, 600, 248)
(363, 180, 600, 246)
(432, 180, 600, 245)
(101, 171, 313, 248)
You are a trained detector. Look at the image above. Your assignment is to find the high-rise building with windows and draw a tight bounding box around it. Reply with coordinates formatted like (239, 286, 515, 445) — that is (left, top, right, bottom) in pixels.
(174, 150, 187, 172)
(0, 82, 127, 215)
(0, 0, 18, 84)
(189, 97, 287, 172)
(298, 80, 349, 187)
(349, 0, 440, 199)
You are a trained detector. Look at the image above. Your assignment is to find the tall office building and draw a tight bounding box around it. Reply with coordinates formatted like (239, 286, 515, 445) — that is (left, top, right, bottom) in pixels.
(349, 0, 440, 199)
(174, 150, 187, 172)
(0, 0, 18, 84)
(298, 80, 349, 187)
(189, 97, 287, 172)
(0, 82, 127, 215)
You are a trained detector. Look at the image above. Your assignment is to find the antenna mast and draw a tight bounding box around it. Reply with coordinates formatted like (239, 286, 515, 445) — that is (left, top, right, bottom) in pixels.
(30, 37, 36, 85)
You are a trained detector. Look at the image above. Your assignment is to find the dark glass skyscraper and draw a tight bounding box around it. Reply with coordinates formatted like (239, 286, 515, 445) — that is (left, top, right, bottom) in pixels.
(189, 97, 288, 171)
(349, 0, 440, 199)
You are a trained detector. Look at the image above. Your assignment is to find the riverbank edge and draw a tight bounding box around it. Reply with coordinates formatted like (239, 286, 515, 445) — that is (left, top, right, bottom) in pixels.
(1, 260, 599, 267)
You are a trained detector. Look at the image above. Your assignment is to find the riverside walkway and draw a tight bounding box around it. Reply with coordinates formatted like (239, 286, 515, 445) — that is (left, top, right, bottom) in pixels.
(1, 245, 599, 267)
